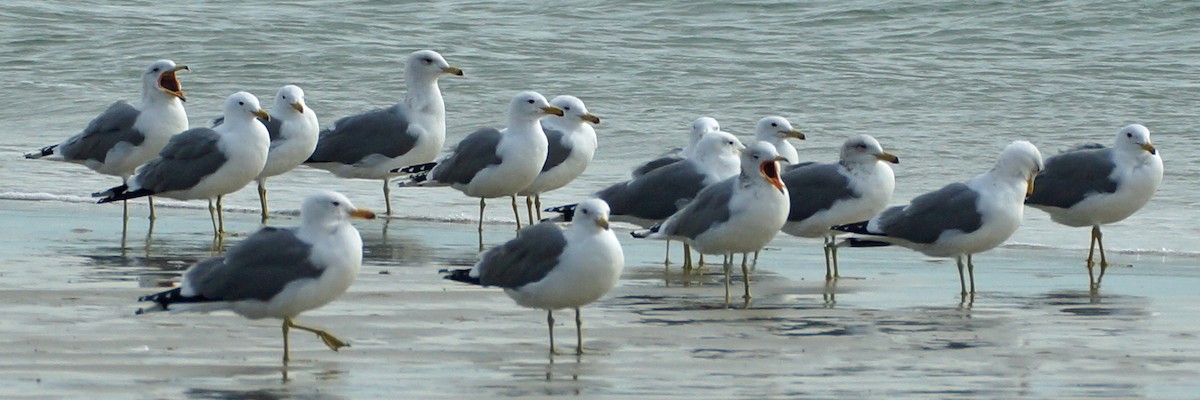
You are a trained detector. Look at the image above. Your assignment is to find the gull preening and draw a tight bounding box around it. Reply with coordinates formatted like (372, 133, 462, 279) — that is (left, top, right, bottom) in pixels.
(95, 92, 271, 236)
(634, 142, 790, 307)
(1026, 124, 1162, 289)
(835, 141, 1044, 296)
(781, 135, 897, 280)
(443, 199, 624, 355)
(396, 91, 563, 251)
(516, 95, 600, 224)
(25, 59, 189, 220)
(305, 50, 463, 215)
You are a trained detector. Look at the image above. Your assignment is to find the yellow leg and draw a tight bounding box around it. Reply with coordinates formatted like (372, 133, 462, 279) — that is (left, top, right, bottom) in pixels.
(664, 240, 672, 266)
(1095, 226, 1109, 288)
(535, 194, 543, 221)
(208, 199, 218, 237)
(282, 319, 291, 363)
(286, 317, 350, 352)
(682, 243, 693, 270)
(956, 255, 967, 296)
(823, 236, 834, 281)
(478, 198, 486, 252)
(575, 308, 584, 355)
(148, 196, 157, 221)
(741, 253, 752, 303)
(258, 180, 269, 223)
(216, 195, 225, 234)
(525, 196, 535, 226)
(967, 254, 975, 294)
(383, 179, 392, 216)
(723, 253, 732, 308)
(511, 195, 522, 230)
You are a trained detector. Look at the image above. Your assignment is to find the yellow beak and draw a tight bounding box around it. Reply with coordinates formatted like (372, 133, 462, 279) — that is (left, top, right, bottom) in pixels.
(1141, 142, 1157, 155)
(291, 101, 305, 114)
(442, 66, 464, 76)
(581, 113, 601, 124)
(875, 151, 900, 164)
(1026, 176, 1035, 198)
(784, 129, 805, 140)
(253, 109, 271, 122)
(349, 208, 377, 220)
(597, 216, 609, 230)
(542, 106, 565, 117)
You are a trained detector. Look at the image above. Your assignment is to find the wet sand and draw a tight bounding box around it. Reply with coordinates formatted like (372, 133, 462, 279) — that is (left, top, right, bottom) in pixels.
(2, 198, 1198, 399)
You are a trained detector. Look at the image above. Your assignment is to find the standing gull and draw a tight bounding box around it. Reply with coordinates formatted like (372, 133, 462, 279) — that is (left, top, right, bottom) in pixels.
(25, 59, 189, 220)
(397, 91, 563, 251)
(304, 50, 463, 215)
(96, 92, 271, 236)
(752, 116, 806, 165)
(443, 199, 624, 355)
(631, 117, 721, 177)
(516, 95, 601, 224)
(834, 141, 1043, 296)
(633, 142, 790, 307)
(252, 85, 320, 222)
(781, 135, 897, 280)
(136, 191, 375, 363)
(1025, 124, 1162, 288)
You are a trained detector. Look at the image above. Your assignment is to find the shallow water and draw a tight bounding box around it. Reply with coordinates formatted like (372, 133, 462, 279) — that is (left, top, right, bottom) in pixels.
(1, 0, 1199, 398)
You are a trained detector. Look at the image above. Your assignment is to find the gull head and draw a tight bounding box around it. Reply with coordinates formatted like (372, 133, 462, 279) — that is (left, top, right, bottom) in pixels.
(694, 131, 745, 161)
(303, 191, 376, 226)
(755, 116, 805, 142)
(509, 91, 563, 123)
(691, 117, 721, 140)
(272, 85, 307, 116)
(994, 140, 1043, 198)
(407, 50, 463, 81)
(573, 198, 611, 231)
(841, 134, 898, 164)
(550, 95, 600, 125)
(224, 92, 269, 123)
(1115, 124, 1156, 156)
(145, 59, 188, 102)
(742, 141, 787, 193)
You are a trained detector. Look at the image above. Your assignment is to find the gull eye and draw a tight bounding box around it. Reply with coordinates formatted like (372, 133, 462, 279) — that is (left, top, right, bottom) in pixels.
(332, 201, 341, 207)
(1126, 132, 1133, 138)
(564, 106, 571, 111)
(152, 68, 160, 72)
(581, 209, 589, 215)
(771, 123, 778, 127)
(527, 99, 536, 104)
(238, 101, 244, 106)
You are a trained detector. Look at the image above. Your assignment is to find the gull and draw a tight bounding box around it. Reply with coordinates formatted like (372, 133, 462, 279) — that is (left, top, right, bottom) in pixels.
(834, 141, 1044, 296)
(516, 95, 601, 224)
(396, 91, 563, 251)
(752, 116, 806, 165)
(96, 92, 271, 236)
(780, 135, 897, 280)
(631, 116, 721, 177)
(25, 59, 189, 220)
(633, 142, 790, 307)
(443, 199, 623, 355)
(136, 191, 375, 363)
(1025, 124, 1162, 288)
(304, 50, 463, 215)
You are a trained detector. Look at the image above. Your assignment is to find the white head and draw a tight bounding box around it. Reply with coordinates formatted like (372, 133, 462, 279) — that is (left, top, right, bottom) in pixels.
(508, 91, 564, 123)
(301, 191, 376, 227)
(840, 134, 899, 165)
(690, 117, 721, 143)
(405, 50, 463, 82)
(754, 116, 805, 143)
(991, 140, 1044, 197)
(223, 92, 270, 123)
(1113, 123, 1157, 157)
(142, 59, 188, 102)
(271, 85, 307, 116)
(692, 131, 745, 162)
(548, 95, 600, 127)
(573, 198, 612, 231)
(742, 141, 787, 192)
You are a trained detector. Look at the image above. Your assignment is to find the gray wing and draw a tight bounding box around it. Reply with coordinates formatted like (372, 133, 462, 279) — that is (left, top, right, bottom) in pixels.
(1025, 147, 1117, 209)
(596, 160, 707, 220)
(134, 128, 228, 193)
(783, 163, 859, 222)
(475, 223, 568, 289)
(631, 156, 683, 177)
(875, 182, 982, 244)
(662, 178, 735, 239)
(58, 101, 143, 163)
(430, 128, 503, 185)
(183, 227, 323, 301)
(307, 104, 417, 164)
(541, 125, 572, 172)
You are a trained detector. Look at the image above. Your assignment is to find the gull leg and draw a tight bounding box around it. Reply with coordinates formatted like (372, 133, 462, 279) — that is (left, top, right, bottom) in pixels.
(525, 196, 535, 226)
(383, 179, 392, 216)
(282, 319, 291, 363)
(478, 198, 486, 252)
(683, 243, 693, 270)
(823, 236, 834, 281)
(956, 255, 967, 296)
(664, 240, 671, 266)
(122, 199, 129, 222)
(535, 194, 543, 221)
(258, 180, 269, 223)
(723, 253, 732, 308)
(967, 254, 976, 294)
(208, 199, 218, 237)
(216, 195, 225, 234)
(832, 242, 841, 278)
(1086, 225, 1098, 288)
(1095, 226, 1109, 288)
(511, 195, 523, 230)
(575, 307, 584, 355)
(148, 196, 156, 221)
(741, 253, 753, 303)
(547, 310, 557, 355)
(699, 254, 707, 269)
(286, 318, 351, 351)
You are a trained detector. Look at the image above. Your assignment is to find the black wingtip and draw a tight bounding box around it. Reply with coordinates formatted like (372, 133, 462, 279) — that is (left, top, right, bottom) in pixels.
(24, 145, 57, 159)
(394, 162, 437, 174)
(831, 220, 871, 235)
(441, 268, 481, 285)
(631, 222, 661, 239)
(544, 204, 577, 222)
(96, 186, 153, 203)
(844, 238, 893, 248)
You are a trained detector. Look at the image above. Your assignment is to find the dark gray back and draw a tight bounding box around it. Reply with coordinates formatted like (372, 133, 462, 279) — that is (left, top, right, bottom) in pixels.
(307, 104, 416, 164)
(1026, 147, 1118, 209)
(476, 223, 569, 289)
(631, 156, 683, 177)
(134, 128, 228, 193)
(431, 128, 504, 185)
(663, 178, 735, 239)
(60, 101, 143, 163)
(877, 182, 982, 244)
(783, 163, 859, 222)
(184, 227, 324, 301)
(596, 160, 706, 220)
(541, 126, 572, 172)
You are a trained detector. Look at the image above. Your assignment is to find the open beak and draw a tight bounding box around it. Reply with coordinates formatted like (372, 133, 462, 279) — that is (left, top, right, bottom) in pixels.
(784, 129, 805, 141)
(349, 208, 377, 220)
(597, 216, 610, 230)
(291, 100, 305, 114)
(542, 106, 565, 117)
(158, 65, 189, 102)
(875, 151, 900, 164)
(442, 66, 464, 76)
(253, 109, 271, 122)
(1141, 142, 1157, 155)
(759, 159, 786, 193)
(581, 113, 601, 124)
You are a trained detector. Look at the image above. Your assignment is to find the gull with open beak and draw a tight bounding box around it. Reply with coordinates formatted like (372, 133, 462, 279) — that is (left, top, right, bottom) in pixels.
(396, 91, 562, 251)
(136, 191, 374, 364)
(95, 92, 272, 237)
(1026, 124, 1163, 289)
(25, 59, 190, 222)
(633, 141, 791, 307)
